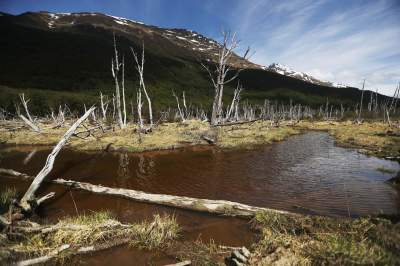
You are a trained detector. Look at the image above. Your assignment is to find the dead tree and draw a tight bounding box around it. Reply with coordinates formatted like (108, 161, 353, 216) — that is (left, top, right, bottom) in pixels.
(225, 83, 243, 122)
(201, 31, 250, 125)
(99, 92, 110, 121)
(111, 34, 127, 129)
(172, 90, 186, 122)
(18, 93, 41, 133)
(18, 107, 96, 214)
(357, 79, 365, 123)
(131, 42, 153, 130)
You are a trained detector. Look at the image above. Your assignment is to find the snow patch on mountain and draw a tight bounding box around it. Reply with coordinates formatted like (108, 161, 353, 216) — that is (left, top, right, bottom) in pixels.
(265, 63, 347, 87)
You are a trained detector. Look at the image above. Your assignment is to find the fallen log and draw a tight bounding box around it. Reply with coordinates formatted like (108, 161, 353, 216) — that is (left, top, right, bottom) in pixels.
(164, 260, 191, 266)
(212, 119, 261, 127)
(16, 244, 70, 266)
(15, 239, 131, 266)
(0, 168, 290, 218)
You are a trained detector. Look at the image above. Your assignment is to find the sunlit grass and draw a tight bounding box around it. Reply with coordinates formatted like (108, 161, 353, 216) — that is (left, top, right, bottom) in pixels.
(251, 211, 400, 265)
(4, 212, 180, 263)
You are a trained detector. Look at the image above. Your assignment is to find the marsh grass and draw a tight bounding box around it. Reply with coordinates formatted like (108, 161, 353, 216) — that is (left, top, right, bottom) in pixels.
(172, 239, 225, 266)
(376, 166, 396, 174)
(298, 121, 400, 158)
(0, 187, 17, 212)
(3, 212, 180, 263)
(0, 120, 299, 152)
(251, 211, 400, 265)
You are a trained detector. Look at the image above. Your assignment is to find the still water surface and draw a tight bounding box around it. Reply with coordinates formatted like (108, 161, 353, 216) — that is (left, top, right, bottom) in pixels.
(0, 131, 399, 264)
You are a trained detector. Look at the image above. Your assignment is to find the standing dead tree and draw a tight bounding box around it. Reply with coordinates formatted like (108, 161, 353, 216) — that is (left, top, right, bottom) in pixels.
(111, 34, 127, 129)
(225, 83, 243, 122)
(201, 31, 250, 125)
(18, 107, 96, 214)
(99, 92, 110, 121)
(131, 42, 153, 131)
(172, 90, 187, 122)
(356, 79, 365, 124)
(18, 93, 41, 133)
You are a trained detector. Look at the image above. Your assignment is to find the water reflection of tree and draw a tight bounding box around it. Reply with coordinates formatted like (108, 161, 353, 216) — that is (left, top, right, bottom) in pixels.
(135, 154, 156, 187)
(117, 152, 130, 178)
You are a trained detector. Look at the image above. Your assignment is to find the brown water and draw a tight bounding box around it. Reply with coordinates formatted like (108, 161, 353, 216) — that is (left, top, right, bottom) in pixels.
(1, 131, 399, 264)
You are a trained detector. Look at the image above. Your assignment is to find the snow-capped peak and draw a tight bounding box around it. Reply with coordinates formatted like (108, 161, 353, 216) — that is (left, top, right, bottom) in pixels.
(265, 63, 347, 87)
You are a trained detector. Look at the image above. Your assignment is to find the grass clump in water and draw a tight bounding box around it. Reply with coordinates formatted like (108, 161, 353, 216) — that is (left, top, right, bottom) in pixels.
(0, 187, 17, 212)
(251, 211, 400, 265)
(2, 212, 180, 264)
(130, 213, 180, 249)
(376, 166, 396, 174)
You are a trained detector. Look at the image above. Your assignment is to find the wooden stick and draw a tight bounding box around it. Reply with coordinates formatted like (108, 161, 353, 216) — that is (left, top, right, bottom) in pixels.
(16, 244, 70, 266)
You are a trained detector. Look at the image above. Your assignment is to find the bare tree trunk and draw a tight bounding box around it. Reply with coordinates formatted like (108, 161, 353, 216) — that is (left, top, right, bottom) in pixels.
(131, 43, 153, 129)
(225, 83, 242, 122)
(19, 114, 41, 133)
(111, 34, 125, 129)
(121, 56, 127, 126)
(99, 92, 109, 121)
(172, 90, 186, 122)
(357, 79, 365, 123)
(19, 93, 41, 133)
(19, 107, 96, 213)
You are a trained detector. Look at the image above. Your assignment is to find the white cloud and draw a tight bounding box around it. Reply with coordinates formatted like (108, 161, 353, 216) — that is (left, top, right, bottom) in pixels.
(229, 0, 400, 96)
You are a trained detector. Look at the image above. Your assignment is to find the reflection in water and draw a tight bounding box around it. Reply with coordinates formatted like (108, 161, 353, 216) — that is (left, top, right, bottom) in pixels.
(23, 148, 37, 165)
(1, 132, 399, 217)
(117, 152, 130, 178)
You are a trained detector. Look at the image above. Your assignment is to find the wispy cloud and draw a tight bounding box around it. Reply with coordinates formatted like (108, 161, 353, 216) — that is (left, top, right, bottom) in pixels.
(229, 0, 400, 96)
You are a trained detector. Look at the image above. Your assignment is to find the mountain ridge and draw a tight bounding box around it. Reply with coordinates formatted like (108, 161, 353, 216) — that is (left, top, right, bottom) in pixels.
(0, 11, 389, 113)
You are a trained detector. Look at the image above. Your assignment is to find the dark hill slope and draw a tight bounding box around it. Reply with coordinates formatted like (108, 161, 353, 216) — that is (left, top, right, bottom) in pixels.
(0, 11, 388, 113)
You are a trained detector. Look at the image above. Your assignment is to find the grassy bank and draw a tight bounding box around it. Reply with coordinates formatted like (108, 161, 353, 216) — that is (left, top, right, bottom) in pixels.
(0, 120, 299, 152)
(297, 121, 400, 159)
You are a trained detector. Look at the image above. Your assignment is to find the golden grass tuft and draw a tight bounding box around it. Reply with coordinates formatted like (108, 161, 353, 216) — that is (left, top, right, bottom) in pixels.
(3, 212, 180, 263)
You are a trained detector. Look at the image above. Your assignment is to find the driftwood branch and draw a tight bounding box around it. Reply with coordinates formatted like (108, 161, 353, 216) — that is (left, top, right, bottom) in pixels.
(16, 244, 70, 266)
(19, 107, 96, 213)
(19, 115, 40, 133)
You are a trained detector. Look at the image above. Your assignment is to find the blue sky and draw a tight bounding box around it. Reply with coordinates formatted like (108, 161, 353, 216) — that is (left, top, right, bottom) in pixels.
(1, 0, 399, 96)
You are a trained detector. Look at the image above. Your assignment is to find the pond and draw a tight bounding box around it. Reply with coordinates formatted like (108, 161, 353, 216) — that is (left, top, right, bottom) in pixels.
(1, 131, 399, 264)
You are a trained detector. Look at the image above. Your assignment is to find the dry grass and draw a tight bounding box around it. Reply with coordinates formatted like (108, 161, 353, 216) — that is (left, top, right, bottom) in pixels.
(0, 119, 299, 152)
(250, 211, 400, 265)
(297, 121, 400, 158)
(217, 121, 299, 149)
(171, 239, 226, 266)
(2, 212, 180, 264)
(0, 187, 17, 212)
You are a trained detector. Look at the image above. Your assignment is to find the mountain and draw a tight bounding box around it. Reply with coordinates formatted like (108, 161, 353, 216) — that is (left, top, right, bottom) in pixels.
(265, 63, 331, 86)
(0, 11, 387, 114)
